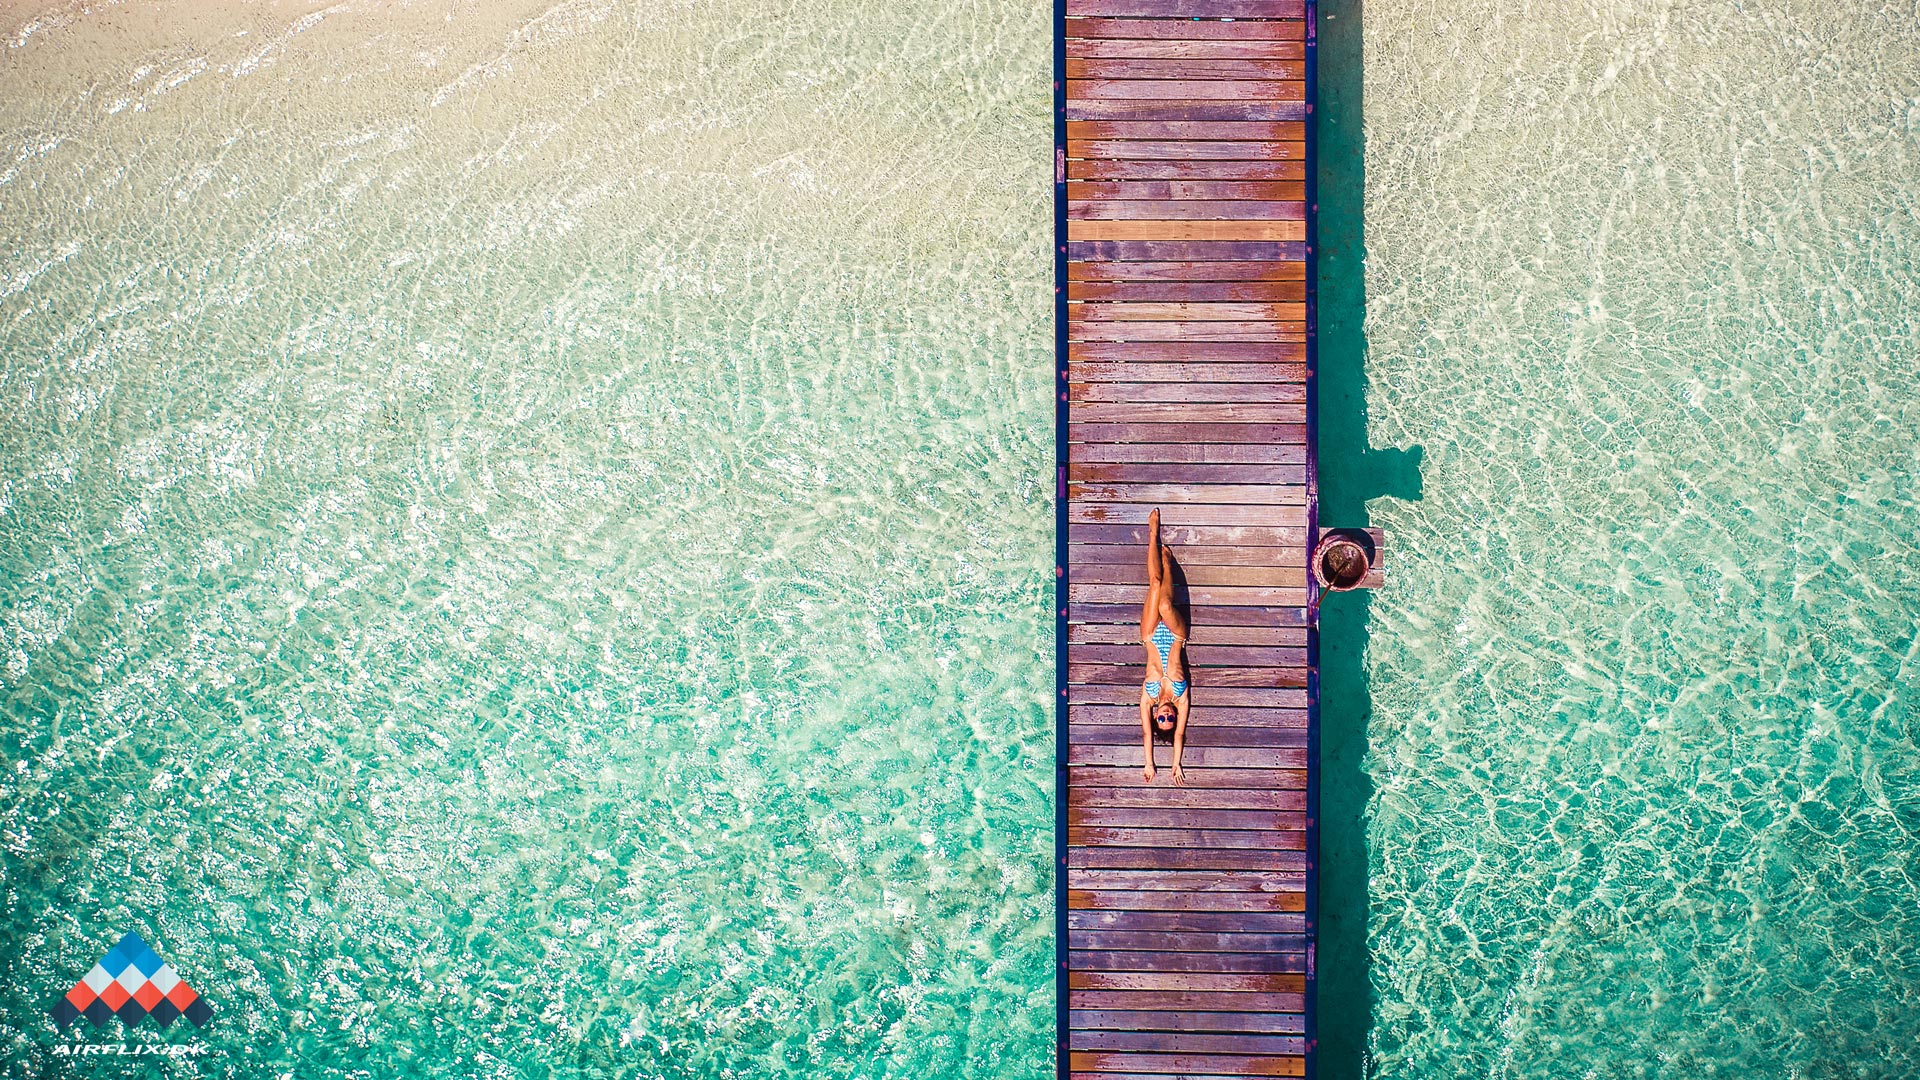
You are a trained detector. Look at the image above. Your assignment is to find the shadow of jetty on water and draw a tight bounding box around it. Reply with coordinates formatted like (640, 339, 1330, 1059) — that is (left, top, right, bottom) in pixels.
(1316, 1, 1424, 1076)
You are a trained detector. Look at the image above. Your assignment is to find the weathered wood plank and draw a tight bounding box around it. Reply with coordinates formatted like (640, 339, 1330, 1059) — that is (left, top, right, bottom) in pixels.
(1068, 462, 1307, 485)
(1069, 199, 1307, 220)
(1070, 446, 1306, 469)
(1069, 700, 1307, 724)
(1067, 762, 1308, 787)
(1069, 321, 1302, 343)
(1070, 1009, 1306, 1034)
(1072, 301, 1304, 322)
(1073, 951, 1309, 975)
(1065, 104, 1309, 128)
(1069, 929, 1307, 952)
(1069, 480, 1307, 503)
(1067, 786, 1307, 810)
(1072, 950, 1310, 974)
(1067, 58, 1306, 80)
(1069, 807, 1306, 830)
(1065, 129, 1305, 149)
(1069, 971, 1308, 992)
(1069, 160, 1309, 184)
(1068, 219, 1306, 242)
(1070, 281, 1307, 302)
(1067, 908, 1307, 931)
(1068, 598, 1308, 624)
(1069, 139, 1305, 160)
(1069, 1051, 1306, 1077)
(1065, 39, 1307, 60)
(1069, 988, 1307, 1012)
(1066, 16, 1308, 39)
(1070, 420, 1305, 444)
(1067, 726, 1308, 752)
(1066, 869, 1306, 891)
(1069, 1031, 1308, 1055)
(1067, 744, 1307, 769)
(1068, 580, 1309, 604)
(1065, 0, 1305, 17)
(1068, 263, 1307, 285)
(1068, 240, 1306, 261)
(1070, 383, 1307, 405)
(1069, 563, 1304, 588)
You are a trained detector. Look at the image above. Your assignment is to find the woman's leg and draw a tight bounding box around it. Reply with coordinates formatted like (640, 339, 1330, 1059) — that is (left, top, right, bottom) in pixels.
(1140, 510, 1162, 641)
(1156, 543, 1190, 640)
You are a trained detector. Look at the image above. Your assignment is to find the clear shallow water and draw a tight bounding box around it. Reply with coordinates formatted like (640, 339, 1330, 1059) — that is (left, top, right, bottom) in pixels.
(1360, 1, 1920, 1076)
(0, 2, 1053, 1076)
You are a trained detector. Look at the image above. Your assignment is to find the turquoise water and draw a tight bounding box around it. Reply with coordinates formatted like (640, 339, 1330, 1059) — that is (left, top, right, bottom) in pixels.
(0, 2, 1054, 1076)
(1357, 0, 1920, 1076)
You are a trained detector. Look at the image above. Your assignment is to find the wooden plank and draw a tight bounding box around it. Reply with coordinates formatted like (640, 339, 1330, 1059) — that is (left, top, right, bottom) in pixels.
(1069, 807, 1306, 830)
(1070, 1009, 1306, 1034)
(1067, 220, 1305, 242)
(1067, 79, 1305, 102)
(1069, 321, 1302, 343)
(1069, 705, 1307, 729)
(1065, 39, 1307, 60)
(1067, 743, 1306, 768)
(1069, 686, 1305, 710)
(1072, 301, 1304, 322)
(1067, 58, 1306, 80)
(1069, 480, 1307, 503)
(1069, 929, 1307, 951)
(1066, 17, 1308, 39)
(1068, 239, 1306, 261)
(1069, 140, 1304, 161)
(1068, 718, 1307, 742)
(1065, 102, 1309, 124)
(1072, 951, 1308, 975)
(1070, 445, 1306, 467)
(1066, 128, 1305, 147)
(1067, 908, 1307, 930)
(1066, 725, 1310, 750)
(1066, 869, 1305, 892)
(1069, 160, 1309, 184)
(1069, 1031, 1307, 1054)
(1069, 988, 1306, 1011)
(1065, 0, 1305, 16)
(1067, 763, 1308, 788)
(1069, 382, 1306, 404)
(1068, 264, 1308, 285)
(1069, 1051, 1306, 1077)
(1068, 461, 1307, 482)
(1069, 200, 1307, 220)
(1070, 281, 1307, 301)
(1068, 787, 1306, 809)
(1070, 972, 1307, 992)
(1071, 367, 1303, 391)
(1068, 599, 1308, 625)
(1067, 838, 1309, 860)
(1069, 563, 1305, 587)
(1072, 951, 1309, 974)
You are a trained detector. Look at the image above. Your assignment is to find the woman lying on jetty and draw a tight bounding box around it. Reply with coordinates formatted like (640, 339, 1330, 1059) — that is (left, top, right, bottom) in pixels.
(1140, 509, 1189, 785)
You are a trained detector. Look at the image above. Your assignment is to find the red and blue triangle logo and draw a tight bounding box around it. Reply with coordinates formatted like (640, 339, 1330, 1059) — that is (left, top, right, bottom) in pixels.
(49, 932, 212, 1030)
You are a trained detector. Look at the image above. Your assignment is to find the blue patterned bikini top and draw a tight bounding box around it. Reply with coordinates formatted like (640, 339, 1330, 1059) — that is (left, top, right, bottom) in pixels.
(1144, 621, 1187, 699)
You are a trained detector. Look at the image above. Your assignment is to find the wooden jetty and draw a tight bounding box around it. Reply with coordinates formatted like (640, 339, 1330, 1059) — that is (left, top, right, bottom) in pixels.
(1054, 1, 1318, 1078)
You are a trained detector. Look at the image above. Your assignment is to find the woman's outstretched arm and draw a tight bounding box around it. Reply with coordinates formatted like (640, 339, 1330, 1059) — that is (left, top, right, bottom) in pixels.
(1139, 691, 1156, 782)
(1170, 695, 1191, 785)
